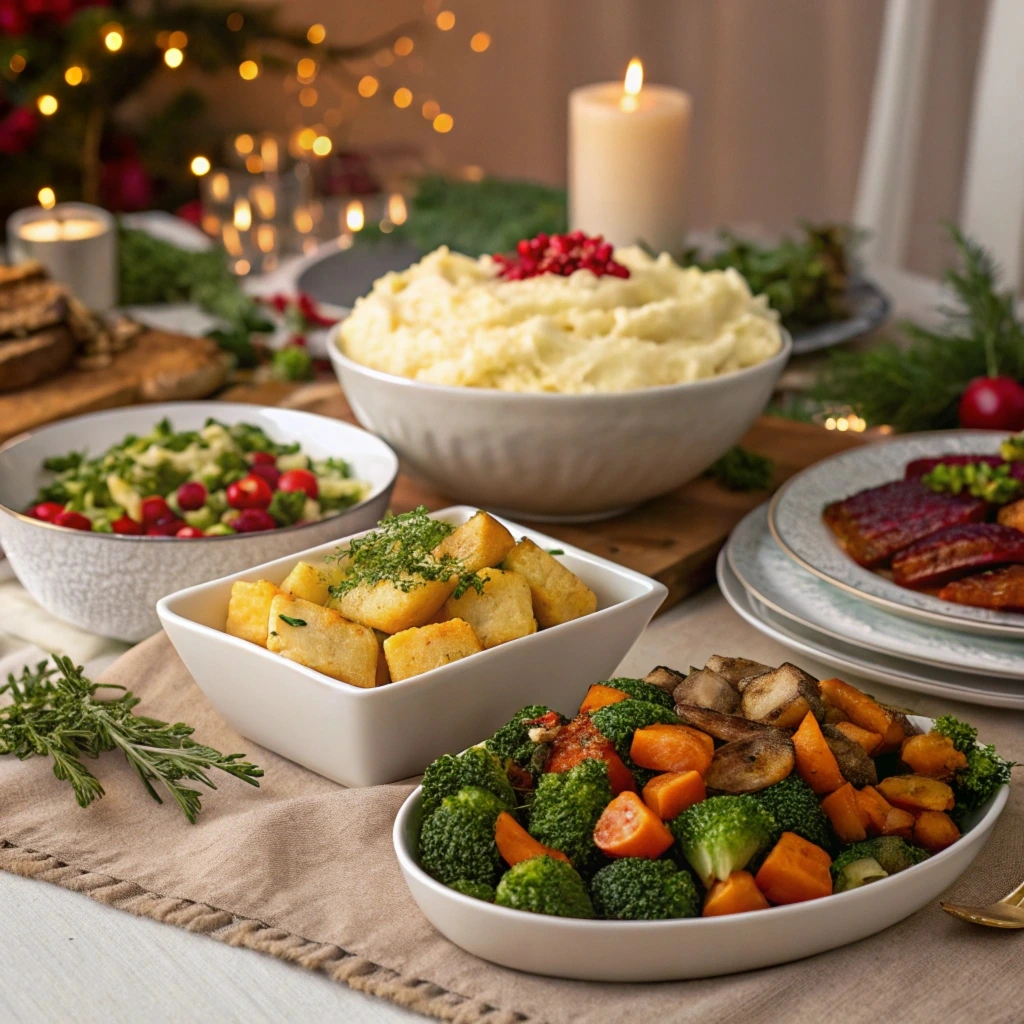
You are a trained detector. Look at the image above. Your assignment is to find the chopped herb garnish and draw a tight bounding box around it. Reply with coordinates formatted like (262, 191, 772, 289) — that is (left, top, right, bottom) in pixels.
(922, 461, 1022, 504)
(328, 505, 484, 600)
(279, 615, 307, 628)
(546, 548, 565, 556)
(706, 446, 774, 491)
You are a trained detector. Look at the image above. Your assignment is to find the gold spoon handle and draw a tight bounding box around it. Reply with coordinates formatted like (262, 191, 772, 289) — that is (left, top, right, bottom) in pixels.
(1001, 880, 1024, 907)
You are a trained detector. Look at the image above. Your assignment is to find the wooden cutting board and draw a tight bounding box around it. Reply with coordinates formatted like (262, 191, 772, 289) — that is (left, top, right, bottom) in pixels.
(220, 378, 869, 615)
(0, 330, 228, 443)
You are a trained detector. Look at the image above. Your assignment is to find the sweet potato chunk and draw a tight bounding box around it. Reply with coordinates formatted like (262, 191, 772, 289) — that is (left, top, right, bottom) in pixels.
(880, 807, 916, 839)
(913, 810, 961, 851)
(876, 775, 955, 813)
(579, 683, 630, 714)
(856, 785, 895, 835)
(900, 732, 969, 780)
(820, 782, 868, 843)
(672, 669, 740, 715)
(741, 663, 825, 728)
(703, 871, 770, 916)
(819, 677, 905, 752)
(630, 725, 714, 776)
(792, 712, 845, 795)
(642, 771, 706, 820)
(754, 832, 832, 905)
(704, 732, 795, 794)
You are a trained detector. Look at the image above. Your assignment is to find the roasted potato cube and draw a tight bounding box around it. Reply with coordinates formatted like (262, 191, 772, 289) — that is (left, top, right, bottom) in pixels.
(435, 511, 515, 572)
(225, 579, 280, 647)
(267, 594, 379, 688)
(383, 618, 483, 682)
(741, 664, 825, 728)
(643, 666, 687, 694)
(373, 629, 391, 686)
(337, 578, 454, 634)
(672, 668, 740, 714)
(997, 498, 1024, 532)
(441, 567, 537, 649)
(279, 561, 343, 605)
(501, 538, 597, 627)
(704, 655, 773, 692)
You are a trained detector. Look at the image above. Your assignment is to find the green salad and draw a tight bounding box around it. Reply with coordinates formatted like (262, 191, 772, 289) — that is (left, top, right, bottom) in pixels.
(26, 418, 368, 537)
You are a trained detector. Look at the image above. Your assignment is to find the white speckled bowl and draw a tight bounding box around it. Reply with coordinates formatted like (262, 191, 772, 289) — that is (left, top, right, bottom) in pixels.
(0, 403, 398, 642)
(329, 329, 792, 522)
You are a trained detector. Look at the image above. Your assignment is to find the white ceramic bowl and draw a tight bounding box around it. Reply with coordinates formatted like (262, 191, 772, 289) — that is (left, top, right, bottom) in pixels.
(394, 714, 1008, 981)
(157, 506, 667, 787)
(329, 330, 792, 522)
(0, 403, 398, 642)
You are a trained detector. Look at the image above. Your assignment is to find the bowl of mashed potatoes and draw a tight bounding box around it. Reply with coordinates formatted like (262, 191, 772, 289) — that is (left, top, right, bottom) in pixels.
(330, 244, 790, 520)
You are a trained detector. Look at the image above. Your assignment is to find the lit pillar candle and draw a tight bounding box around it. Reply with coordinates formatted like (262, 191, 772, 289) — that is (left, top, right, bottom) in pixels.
(568, 59, 691, 253)
(6, 202, 117, 310)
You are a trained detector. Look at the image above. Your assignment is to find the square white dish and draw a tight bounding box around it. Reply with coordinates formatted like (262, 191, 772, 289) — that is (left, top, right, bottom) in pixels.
(157, 506, 667, 787)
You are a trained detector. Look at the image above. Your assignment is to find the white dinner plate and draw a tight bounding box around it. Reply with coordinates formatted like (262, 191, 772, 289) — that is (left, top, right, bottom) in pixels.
(718, 551, 1024, 709)
(728, 504, 1024, 680)
(769, 430, 1024, 637)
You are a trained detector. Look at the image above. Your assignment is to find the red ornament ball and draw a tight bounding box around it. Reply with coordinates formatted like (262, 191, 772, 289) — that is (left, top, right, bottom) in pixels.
(958, 376, 1024, 431)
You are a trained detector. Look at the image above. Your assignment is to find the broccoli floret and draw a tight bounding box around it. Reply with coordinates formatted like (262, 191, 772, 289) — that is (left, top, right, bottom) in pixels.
(670, 794, 775, 887)
(486, 705, 565, 777)
(591, 699, 680, 787)
(590, 858, 700, 920)
(419, 786, 506, 887)
(598, 677, 675, 710)
(494, 856, 595, 918)
(448, 879, 496, 902)
(528, 758, 613, 874)
(831, 836, 929, 893)
(753, 776, 835, 852)
(421, 747, 516, 818)
(933, 714, 1015, 822)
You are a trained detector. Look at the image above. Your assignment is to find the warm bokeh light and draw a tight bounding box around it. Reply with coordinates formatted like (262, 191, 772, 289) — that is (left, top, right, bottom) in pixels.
(245, 154, 263, 174)
(233, 197, 252, 231)
(470, 32, 491, 52)
(345, 200, 365, 232)
(436, 10, 455, 30)
(297, 57, 316, 81)
(357, 75, 378, 98)
(312, 135, 332, 156)
(222, 224, 242, 256)
(251, 185, 276, 219)
(234, 259, 251, 275)
(235, 133, 254, 155)
(297, 127, 317, 150)
(201, 212, 220, 236)
(156, 30, 171, 48)
(394, 36, 414, 56)
(257, 224, 276, 252)
(293, 207, 314, 233)
(307, 23, 326, 44)
(374, 48, 394, 67)
(432, 112, 454, 133)
(239, 60, 259, 80)
(38, 187, 56, 209)
(164, 47, 184, 68)
(388, 193, 408, 225)
(37, 94, 58, 116)
(190, 155, 211, 176)
(261, 137, 279, 173)
(168, 31, 188, 48)
(226, 12, 244, 31)
(324, 107, 343, 127)
(393, 87, 412, 108)
(299, 86, 318, 107)
(10, 54, 26, 73)
(64, 65, 83, 85)
(421, 99, 440, 120)
(103, 26, 124, 51)
(210, 172, 230, 201)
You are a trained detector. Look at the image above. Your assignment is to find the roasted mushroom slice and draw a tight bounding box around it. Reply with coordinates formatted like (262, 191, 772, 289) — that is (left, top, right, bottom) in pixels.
(673, 703, 773, 743)
(740, 663, 825, 728)
(704, 655, 773, 692)
(704, 732, 796, 794)
(822, 724, 879, 787)
(672, 668, 740, 715)
(642, 665, 687, 694)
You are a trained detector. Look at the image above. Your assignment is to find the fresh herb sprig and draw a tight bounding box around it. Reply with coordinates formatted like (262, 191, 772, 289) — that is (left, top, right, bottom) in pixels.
(706, 446, 775, 492)
(329, 505, 485, 601)
(0, 656, 262, 823)
(922, 461, 1022, 504)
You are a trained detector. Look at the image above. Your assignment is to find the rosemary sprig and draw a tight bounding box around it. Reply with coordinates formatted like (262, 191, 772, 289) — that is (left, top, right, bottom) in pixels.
(0, 656, 262, 823)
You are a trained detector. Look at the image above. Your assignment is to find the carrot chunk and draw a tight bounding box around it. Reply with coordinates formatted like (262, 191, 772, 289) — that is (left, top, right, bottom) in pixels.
(630, 724, 713, 776)
(913, 809, 962, 851)
(820, 782, 868, 843)
(792, 711, 845, 794)
(593, 791, 674, 859)
(819, 677, 905, 751)
(703, 871, 770, 917)
(899, 733, 969, 780)
(642, 770, 706, 820)
(833, 721, 883, 756)
(494, 811, 570, 867)
(881, 807, 916, 839)
(754, 831, 832, 905)
(578, 684, 630, 715)
(855, 785, 893, 834)
(877, 774, 955, 813)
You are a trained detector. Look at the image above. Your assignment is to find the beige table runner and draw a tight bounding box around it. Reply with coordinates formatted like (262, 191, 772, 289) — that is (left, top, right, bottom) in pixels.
(2, 622, 1022, 1024)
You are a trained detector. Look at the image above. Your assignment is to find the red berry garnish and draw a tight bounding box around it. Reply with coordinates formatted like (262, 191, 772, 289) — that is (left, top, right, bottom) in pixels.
(494, 232, 629, 281)
(29, 501, 65, 522)
(249, 462, 281, 490)
(233, 508, 277, 532)
(227, 474, 274, 510)
(250, 451, 277, 465)
(140, 495, 171, 525)
(176, 481, 207, 511)
(146, 516, 185, 537)
(53, 510, 92, 532)
(277, 468, 319, 500)
(175, 526, 206, 538)
(111, 515, 143, 535)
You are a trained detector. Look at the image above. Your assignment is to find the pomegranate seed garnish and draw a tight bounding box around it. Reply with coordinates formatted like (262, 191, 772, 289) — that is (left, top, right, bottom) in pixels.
(494, 231, 629, 281)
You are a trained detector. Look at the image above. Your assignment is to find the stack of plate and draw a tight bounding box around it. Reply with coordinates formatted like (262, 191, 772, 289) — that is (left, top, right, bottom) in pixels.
(719, 431, 1024, 709)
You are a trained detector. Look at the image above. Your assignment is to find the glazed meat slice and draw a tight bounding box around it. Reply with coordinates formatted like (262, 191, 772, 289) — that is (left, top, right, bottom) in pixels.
(938, 565, 1024, 612)
(904, 455, 1004, 478)
(823, 480, 987, 568)
(891, 523, 1024, 589)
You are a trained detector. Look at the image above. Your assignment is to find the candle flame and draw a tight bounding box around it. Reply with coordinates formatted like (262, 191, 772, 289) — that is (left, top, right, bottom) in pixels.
(621, 57, 643, 110)
(233, 197, 252, 231)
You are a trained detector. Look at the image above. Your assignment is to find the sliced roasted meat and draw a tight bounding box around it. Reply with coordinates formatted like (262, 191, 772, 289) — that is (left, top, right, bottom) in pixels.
(672, 668, 740, 715)
(673, 703, 775, 743)
(703, 655, 772, 691)
(740, 663, 825, 728)
(704, 732, 796, 794)
(938, 564, 1024, 612)
(891, 522, 1024, 589)
(823, 480, 987, 568)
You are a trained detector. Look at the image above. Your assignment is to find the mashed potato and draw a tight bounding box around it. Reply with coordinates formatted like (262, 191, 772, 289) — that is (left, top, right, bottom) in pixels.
(338, 245, 783, 393)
